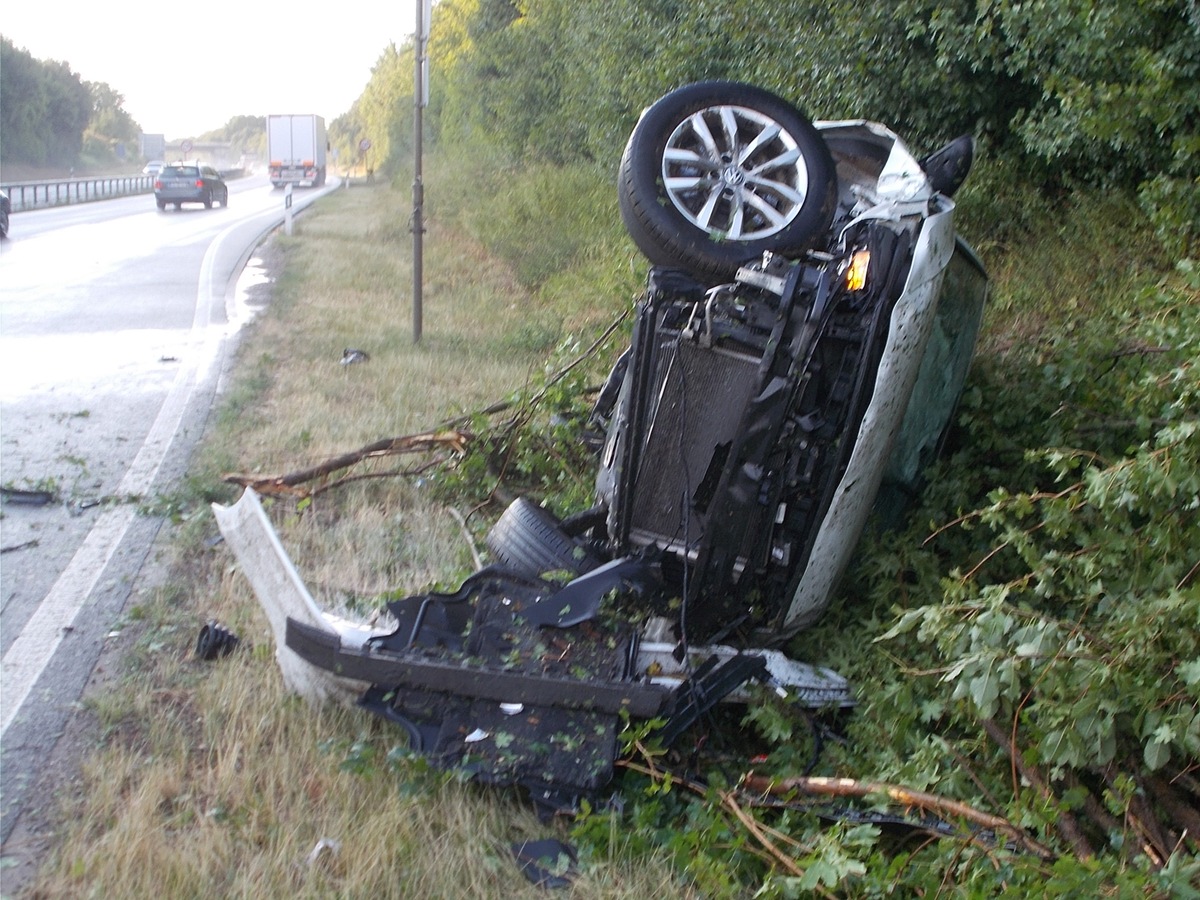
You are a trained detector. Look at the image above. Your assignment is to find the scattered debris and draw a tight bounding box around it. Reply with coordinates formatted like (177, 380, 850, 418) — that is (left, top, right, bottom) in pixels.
(67, 498, 102, 517)
(213, 489, 850, 814)
(1, 487, 56, 506)
(1, 539, 40, 554)
(305, 837, 342, 866)
(211, 490, 382, 705)
(512, 839, 578, 889)
(195, 621, 240, 660)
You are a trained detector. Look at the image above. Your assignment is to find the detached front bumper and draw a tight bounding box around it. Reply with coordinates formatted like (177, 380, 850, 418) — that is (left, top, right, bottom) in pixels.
(213, 488, 850, 808)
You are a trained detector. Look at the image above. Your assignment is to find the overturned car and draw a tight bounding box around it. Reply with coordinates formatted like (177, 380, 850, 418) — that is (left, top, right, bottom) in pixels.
(215, 82, 987, 811)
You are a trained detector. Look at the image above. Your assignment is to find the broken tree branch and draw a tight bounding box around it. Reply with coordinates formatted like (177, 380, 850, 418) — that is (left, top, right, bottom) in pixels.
(308, 456, 453, 498)
(223, 430, 470, 498)
(1145, 773, 1200, 852)
(222, 311, 631, 501)
(616, 759, 833, 893)
(741, 772, 1056, 861)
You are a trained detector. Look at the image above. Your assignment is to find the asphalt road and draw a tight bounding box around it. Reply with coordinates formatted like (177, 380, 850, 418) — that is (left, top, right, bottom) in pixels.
(0, 174, 334, 851)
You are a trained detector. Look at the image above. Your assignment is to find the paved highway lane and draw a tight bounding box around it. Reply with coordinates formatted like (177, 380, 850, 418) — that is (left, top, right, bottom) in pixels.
(0, 174, 335, 848)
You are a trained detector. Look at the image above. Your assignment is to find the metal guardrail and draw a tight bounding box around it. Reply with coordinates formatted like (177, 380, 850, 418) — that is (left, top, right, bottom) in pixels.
(1, 175, 157, 212)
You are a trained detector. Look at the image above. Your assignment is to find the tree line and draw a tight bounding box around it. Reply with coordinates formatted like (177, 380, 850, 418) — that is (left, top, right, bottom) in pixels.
(337, 0, 1198, 254)
(1, 36, 141, 171)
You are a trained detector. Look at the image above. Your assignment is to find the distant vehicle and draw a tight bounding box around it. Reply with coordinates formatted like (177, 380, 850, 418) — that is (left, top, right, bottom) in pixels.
(0, 189, 10, 238)
(142, 160, 164, 176)
(140, 133, 167, 164)
(154, 163, 228, 210)
(267, 114, 327, 188)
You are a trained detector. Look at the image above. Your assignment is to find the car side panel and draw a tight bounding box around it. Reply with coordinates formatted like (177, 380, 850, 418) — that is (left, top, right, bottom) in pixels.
(783, 203, 957, 630)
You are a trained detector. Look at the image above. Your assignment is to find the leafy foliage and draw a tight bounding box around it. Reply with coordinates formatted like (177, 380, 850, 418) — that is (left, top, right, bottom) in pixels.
(344, 0, 1197, 254)
(0, 37, 95, 167)
(84, 82, 140, 163)
(555, 260, 1200, 896)
(887, 264, 1198, 807)
(431, 331, 620, 516)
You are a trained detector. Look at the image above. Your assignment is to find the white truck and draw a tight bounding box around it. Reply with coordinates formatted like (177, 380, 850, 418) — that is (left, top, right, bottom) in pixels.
(267, 114, 327, 188)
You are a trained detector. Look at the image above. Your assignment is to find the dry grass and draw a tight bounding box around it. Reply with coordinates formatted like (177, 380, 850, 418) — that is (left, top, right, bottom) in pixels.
(26, 184, 682, 898)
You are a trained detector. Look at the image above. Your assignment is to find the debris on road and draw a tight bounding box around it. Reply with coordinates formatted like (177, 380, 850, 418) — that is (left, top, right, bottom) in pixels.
(1, 487, 56, 506)
(512, 839, 578, 888)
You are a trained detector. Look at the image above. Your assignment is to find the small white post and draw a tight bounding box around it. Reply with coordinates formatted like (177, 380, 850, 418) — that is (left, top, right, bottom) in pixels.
(284, 183, 294, 235)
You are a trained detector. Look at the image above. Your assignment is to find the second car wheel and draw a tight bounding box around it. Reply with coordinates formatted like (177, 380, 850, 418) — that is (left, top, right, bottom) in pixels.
(485, 498, 603, 578)
(618, 81, 838, 279)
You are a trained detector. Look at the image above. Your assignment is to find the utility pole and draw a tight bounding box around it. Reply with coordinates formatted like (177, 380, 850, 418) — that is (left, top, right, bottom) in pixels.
(412, 0, 431, 343)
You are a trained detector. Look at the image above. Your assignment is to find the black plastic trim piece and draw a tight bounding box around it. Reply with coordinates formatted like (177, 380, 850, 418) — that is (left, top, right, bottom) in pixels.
(285, 617, 670, 717)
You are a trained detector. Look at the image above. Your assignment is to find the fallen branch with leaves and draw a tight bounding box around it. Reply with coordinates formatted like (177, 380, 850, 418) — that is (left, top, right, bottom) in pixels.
(222, 310, 630, 500)
(741, 772, 1057, 861)
(224, 430, 471, 498)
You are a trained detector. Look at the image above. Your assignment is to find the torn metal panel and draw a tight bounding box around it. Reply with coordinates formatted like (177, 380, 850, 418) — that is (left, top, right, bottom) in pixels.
(635, 641, 852, 708)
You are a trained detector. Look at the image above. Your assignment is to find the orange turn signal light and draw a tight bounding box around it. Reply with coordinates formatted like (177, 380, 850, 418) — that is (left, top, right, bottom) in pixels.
(846, 249, 870, 291)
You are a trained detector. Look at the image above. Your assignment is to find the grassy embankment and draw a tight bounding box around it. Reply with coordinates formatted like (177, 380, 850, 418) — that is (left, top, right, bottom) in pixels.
(21, 146, 1193, 896)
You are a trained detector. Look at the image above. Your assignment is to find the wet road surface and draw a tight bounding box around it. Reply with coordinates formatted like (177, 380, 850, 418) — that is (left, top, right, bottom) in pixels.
(0, 176, 334, 857)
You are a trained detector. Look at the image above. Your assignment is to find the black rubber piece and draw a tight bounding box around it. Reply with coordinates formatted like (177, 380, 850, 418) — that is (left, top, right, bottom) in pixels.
(485, 498, 602, 577)
(196, 621, 240, 660)
(618, 81, 837, 280)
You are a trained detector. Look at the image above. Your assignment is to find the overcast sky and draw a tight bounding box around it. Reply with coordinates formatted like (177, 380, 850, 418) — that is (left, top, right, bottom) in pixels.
(3, 1, 418, 139)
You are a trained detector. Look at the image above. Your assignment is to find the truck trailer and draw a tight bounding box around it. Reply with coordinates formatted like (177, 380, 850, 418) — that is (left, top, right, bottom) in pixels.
(267, 114, 327, 187)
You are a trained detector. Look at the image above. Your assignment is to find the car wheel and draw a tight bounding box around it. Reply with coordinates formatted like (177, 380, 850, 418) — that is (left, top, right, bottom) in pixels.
(156, 199, 166, 210)
(485, 498, 603, 578)
(220, 189, 228, 207)
(204, 192, 213, 209)
(618, 81, 837, 279)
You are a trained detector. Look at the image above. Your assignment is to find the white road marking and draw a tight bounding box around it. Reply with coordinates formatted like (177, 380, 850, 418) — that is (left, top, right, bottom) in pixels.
(0, 220, 232, 738)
